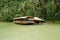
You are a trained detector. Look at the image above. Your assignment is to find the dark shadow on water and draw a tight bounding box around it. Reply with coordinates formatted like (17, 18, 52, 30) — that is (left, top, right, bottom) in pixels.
(15, 23, 45, 26)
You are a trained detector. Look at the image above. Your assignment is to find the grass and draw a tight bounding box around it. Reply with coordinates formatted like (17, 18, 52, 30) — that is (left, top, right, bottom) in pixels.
(0, 22, 60, 40)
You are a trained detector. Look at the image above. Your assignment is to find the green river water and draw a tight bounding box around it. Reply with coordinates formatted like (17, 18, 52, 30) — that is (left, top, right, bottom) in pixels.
(0, 23, 60, 40)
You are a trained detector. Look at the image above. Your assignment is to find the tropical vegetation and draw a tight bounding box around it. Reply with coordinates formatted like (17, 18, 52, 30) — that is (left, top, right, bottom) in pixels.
(0, 0, 60, 22)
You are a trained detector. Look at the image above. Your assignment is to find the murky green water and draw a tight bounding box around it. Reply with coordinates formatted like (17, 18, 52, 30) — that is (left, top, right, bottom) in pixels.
(0, 23, 60, 40)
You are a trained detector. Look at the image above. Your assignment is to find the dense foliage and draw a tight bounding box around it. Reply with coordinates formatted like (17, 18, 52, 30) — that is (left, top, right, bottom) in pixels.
(0, 0, 60, 22)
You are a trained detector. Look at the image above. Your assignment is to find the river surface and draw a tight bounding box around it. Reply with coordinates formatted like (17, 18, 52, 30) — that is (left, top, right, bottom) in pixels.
(0, 23, 60, 40)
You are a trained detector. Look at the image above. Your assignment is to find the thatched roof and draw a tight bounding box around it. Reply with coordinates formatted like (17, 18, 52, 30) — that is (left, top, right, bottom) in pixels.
(14, 16, 44, 21)
(34, 17, 43, 20)
(14, 16, 33, 19)
(14, 17, 26, 19)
